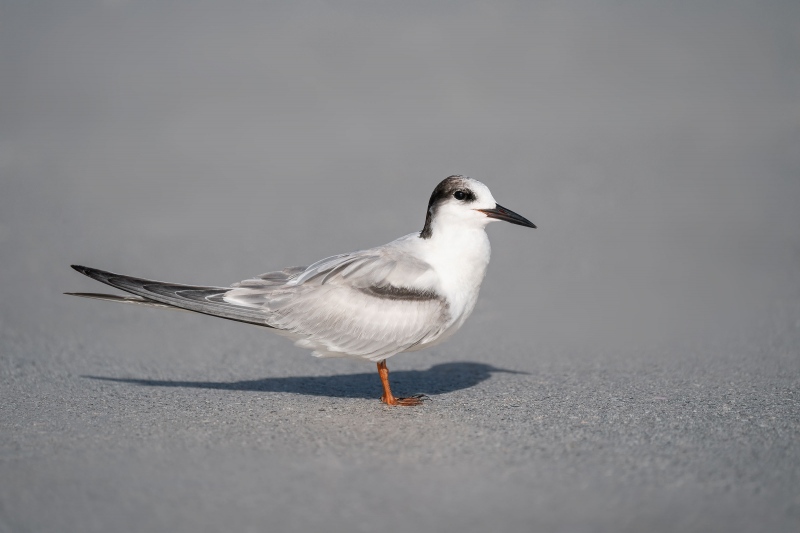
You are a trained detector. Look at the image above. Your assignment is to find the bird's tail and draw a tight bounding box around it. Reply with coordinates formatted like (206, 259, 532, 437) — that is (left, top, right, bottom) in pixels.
(67, 265, 275, 328)
(64, 292, 189, 310)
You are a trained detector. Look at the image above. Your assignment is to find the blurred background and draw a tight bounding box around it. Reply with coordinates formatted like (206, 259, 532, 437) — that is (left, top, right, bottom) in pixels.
(2, 0, 798, 353)
(2, 2, 800, 531)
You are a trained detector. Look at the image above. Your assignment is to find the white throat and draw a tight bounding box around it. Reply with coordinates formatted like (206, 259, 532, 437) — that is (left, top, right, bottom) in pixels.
(417, 217, 492, 330)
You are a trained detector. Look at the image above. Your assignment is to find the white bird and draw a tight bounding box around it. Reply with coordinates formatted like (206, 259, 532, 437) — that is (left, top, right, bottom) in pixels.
(68, 175, 536, 406)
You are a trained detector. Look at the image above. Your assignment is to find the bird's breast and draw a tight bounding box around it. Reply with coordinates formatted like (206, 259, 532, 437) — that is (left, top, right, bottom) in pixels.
(420, 228, 491, 324)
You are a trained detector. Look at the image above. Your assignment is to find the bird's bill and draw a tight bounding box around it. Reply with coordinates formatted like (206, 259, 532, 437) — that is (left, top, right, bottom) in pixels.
(477, 204, 536, 228)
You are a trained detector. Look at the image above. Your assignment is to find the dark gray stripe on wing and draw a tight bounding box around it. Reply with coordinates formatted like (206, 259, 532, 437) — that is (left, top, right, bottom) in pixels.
(359, 284, 440, 301)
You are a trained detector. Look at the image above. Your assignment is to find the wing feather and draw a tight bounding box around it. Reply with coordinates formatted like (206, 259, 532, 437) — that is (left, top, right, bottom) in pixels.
(223, 245, 448, 360)
(70, 265, 276, 327)
(72, 236, 449, 361)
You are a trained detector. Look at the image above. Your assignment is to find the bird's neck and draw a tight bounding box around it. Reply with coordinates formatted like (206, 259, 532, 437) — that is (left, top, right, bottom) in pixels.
(420, 223, 492, 294)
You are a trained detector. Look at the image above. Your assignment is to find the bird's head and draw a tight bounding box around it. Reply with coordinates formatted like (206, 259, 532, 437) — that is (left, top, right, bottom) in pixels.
(420, 175, 536, 239)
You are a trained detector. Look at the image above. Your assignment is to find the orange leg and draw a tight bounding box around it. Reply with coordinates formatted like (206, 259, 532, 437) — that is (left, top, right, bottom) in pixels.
(377, 360, 427, 406)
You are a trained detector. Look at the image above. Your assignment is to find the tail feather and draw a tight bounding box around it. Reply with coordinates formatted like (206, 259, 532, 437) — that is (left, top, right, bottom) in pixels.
(69, 265, 274, 328)
(64, 292, 186, 310)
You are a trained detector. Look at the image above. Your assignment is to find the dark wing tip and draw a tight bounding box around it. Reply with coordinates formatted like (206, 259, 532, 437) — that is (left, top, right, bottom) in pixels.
(71, 265, 113, 283)
(71, 265, 93, 275)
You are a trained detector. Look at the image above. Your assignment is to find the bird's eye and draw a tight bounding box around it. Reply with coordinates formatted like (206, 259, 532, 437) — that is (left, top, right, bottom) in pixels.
(454, 190, 467, 200)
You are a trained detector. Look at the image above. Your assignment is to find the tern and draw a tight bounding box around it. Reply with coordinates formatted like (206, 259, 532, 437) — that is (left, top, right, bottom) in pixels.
(68, 175, 536, 406)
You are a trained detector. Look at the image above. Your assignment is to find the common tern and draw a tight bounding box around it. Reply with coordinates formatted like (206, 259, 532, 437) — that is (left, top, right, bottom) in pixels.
(68, 175, 536, 406)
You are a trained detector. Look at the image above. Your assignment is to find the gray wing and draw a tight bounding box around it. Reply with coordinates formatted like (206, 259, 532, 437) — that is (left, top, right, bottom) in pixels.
(69, 265, 277, 327)
(224, 248, 450, 361)
(71, 244, 449, 361)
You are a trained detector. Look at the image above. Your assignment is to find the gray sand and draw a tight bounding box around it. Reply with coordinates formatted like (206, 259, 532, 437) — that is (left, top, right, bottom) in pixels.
(2, 2, 799, 532)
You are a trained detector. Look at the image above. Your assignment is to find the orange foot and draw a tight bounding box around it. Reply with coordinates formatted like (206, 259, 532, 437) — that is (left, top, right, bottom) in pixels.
(381, 393, 429, 406)
(376, 360, 429, 406)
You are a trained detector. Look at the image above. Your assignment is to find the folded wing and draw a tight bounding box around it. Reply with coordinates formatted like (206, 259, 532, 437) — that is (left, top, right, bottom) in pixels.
(224, 247, 449, 361)
(70, 265, 276, 327)
(71, 243, 449, 361)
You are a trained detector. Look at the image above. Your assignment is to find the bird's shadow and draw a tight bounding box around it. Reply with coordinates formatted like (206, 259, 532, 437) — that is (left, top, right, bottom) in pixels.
(84, 361, 526, 399)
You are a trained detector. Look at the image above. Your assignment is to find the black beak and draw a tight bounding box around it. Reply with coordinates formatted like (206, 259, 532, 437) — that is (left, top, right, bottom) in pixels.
(477, 204, 536, 228)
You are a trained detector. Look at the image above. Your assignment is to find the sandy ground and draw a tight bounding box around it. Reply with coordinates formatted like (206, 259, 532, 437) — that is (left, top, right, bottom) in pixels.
(2, 2, 799, 532)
